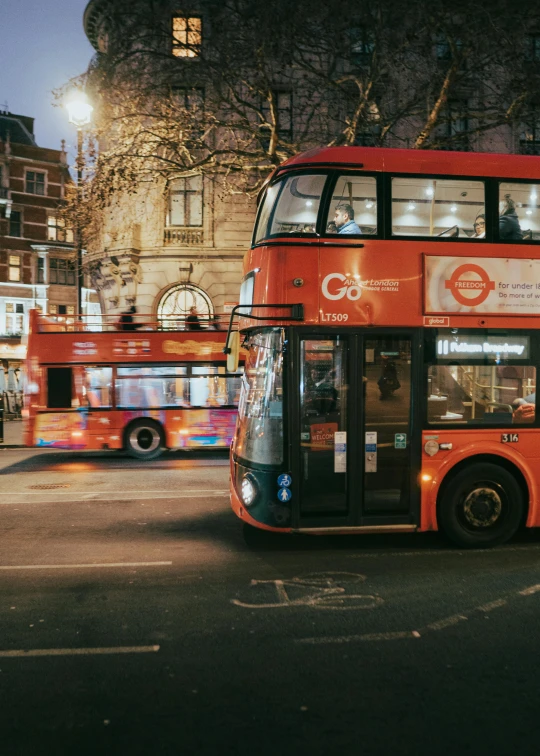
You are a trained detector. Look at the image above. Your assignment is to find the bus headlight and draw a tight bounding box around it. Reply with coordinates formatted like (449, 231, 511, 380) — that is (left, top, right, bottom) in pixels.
(241, 474, 258, 507)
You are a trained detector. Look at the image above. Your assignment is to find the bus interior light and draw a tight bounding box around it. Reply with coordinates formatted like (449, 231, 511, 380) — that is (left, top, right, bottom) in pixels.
(526, 209, 533, 215)
(407, 202, 416, 211)
(450, 204, 457, 212)
(241, 475, 258, 507)
(425, 187, 434, 197)
(531, 191, 537, 201)
(421, 473, 433, 483)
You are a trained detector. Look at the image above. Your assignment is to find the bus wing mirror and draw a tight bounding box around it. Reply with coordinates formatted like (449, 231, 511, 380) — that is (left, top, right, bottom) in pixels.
(226, 331, 240, 373)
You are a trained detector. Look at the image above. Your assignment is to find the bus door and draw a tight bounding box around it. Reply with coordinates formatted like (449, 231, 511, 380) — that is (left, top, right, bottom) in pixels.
(295, 332, 418, 528)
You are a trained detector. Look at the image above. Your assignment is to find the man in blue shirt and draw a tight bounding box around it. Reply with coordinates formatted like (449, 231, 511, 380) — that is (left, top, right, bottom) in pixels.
(334, 204, 361, 234)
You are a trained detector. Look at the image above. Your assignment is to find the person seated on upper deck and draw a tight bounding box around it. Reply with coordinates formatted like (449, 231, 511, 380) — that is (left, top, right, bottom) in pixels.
(327, 221, 338, 233)
(334, 204, 361, 234)
(472, 213, 485, 238)
(499, 195, 523, 241)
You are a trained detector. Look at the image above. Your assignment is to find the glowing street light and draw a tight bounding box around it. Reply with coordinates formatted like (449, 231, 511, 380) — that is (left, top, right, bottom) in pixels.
(65, 92, 93, 128)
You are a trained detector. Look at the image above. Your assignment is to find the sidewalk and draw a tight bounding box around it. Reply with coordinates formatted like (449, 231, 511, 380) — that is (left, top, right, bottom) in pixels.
(0, 420, 23, 446)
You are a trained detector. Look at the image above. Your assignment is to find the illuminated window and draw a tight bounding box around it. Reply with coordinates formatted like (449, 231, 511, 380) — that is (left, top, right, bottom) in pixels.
(167, 175, 203, 226)
(5, 302, 24, 334)
(391, 177, 485, 238)
(8, 255, 21, 282)
(157, 283, 213, 328)
(326, 175, 377, 235)
(48, 216, 74, 243)
(25, 171, 45, 195)
(172, 16, 202, 57)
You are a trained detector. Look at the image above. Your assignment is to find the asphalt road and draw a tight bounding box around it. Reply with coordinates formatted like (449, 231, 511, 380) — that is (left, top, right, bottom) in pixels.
(1, 448, 540, 755)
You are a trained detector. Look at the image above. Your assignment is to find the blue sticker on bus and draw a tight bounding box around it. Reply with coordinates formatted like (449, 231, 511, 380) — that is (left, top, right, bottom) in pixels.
(277, 474, 292, 487)
(277, 487, 292, 503)
(365, 444, 377, 452)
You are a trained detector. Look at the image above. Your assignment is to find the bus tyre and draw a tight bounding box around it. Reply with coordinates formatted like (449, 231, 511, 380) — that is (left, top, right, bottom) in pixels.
(125, 419, 165, 461)
(438, 463, 524, 548)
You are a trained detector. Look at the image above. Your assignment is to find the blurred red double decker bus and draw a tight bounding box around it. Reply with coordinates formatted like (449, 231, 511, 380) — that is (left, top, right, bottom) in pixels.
(227, 146, 540, 547)
(24, 310, 243, 460)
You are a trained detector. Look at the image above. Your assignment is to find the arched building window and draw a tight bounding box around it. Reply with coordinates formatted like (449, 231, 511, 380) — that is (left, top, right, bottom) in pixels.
(157, 283, 213, 328)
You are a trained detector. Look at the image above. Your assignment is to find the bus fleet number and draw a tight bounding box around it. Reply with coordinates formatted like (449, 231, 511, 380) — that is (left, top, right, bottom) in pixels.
(321, 313, 349, 322)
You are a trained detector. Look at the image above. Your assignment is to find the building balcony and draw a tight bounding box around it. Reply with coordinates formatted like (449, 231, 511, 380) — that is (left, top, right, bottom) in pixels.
(164, 227, 204, 246)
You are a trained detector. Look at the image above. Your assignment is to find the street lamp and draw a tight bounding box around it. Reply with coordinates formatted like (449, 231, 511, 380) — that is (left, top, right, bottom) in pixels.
(65, 92, 93, 316)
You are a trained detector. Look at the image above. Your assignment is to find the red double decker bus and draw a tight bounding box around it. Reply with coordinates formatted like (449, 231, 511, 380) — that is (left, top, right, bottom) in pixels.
(24, 310, 243, 460)
(227, 147, 540, 547)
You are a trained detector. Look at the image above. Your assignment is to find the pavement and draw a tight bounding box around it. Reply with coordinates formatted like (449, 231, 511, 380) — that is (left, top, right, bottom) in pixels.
(2, 448, 540, 755)
(0, 418, 23, 446)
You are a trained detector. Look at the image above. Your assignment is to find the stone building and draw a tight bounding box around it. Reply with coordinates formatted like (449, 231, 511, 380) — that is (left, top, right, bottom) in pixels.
(83, 1, 255, 325)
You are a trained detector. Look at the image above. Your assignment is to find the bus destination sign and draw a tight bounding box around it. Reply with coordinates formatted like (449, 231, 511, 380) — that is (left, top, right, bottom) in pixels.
(436, 333, 529, 360)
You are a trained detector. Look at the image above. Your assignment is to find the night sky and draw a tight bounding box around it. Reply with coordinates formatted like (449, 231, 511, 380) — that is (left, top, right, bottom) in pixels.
(1, 0, 94, 153)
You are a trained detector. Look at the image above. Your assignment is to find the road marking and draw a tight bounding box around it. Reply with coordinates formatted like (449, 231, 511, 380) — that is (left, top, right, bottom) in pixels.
(427, 614, 468, 631)
(477, 599, 507, 612)
(0, 561, 172, 571)
(349, 546, 540, 558)
(0, 645, 160, 658)
(296, 581, 540, 645)
(2, 490, 229, 500)
(298, 631, 418, 644)
(519, 584, 540, 595)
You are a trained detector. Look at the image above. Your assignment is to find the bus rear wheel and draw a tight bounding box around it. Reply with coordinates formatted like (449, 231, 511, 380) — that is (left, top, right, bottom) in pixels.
(438, 463, 524, 548)
(125, 419, 165, 461)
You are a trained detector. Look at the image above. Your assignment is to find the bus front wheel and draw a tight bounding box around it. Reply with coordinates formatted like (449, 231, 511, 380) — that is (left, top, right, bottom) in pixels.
(125, 419, 165, 461)
(438, 463, 524, 548)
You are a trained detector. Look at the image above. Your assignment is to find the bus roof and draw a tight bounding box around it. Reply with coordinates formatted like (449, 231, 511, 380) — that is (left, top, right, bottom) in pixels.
(278, 146, 540, 180)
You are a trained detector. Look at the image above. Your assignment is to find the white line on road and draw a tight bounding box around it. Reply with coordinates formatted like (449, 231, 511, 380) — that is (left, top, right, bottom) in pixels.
(519, 584, 540, 595)
(427, 614, 468, 631)
(296, 581, 540, 645)
(0, 645, 160, 658)
(0, 561, 172, 570)
(348, 546, 540, 558)
(476, 599, 507, 612)
(297, 631, 419, 644)
(3, 490, 229, 499)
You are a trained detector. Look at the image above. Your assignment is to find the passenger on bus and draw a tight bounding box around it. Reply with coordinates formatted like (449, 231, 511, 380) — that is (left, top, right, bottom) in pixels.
(118, 305, 139, 332)
(334, 204, 361, 234)
(326, 221, 338, 233)
(186, 306, 202, 331)
(472, 214, 485, 238)
(512, 394, 535, 423)
(499, 195, 523, 240)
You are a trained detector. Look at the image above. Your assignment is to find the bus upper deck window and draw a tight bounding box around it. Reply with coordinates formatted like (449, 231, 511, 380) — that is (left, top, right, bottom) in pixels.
(326, 175, 377, 235)
(255, 174, 326, 242)
(498, 182, 538, 241)
(391, 177, 485, 239)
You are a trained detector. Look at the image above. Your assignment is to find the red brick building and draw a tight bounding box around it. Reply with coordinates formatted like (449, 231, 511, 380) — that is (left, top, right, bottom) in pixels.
(0, 110, 76, 377)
